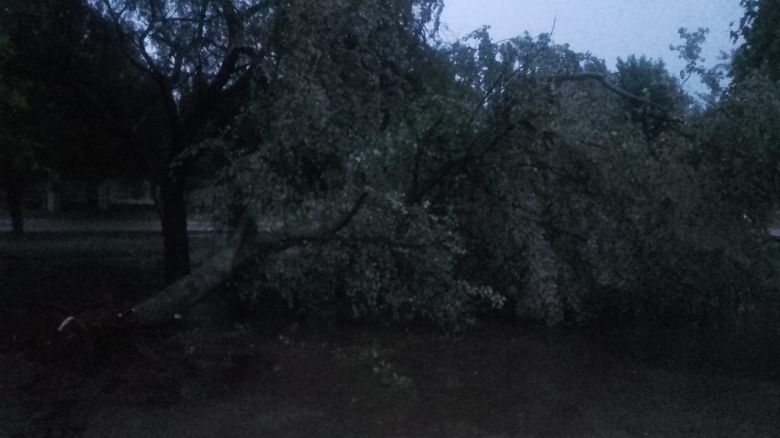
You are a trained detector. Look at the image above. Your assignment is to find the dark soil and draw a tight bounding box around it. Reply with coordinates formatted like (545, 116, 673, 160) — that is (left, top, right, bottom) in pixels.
(1, 227, 780, 437)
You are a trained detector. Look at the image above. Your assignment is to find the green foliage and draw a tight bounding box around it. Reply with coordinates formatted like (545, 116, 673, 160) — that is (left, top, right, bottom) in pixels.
(733, 0, 780, 82)
(697, 74, 780, 220)
(615, 55, 688, 139)
(670, 27, 727, 104)
(206, 0, 506, 330)
(253, 194, 503, 330)
(4, 0, 778, 334)
(214, 15, 780, 331)
(501, 57, 777, 327)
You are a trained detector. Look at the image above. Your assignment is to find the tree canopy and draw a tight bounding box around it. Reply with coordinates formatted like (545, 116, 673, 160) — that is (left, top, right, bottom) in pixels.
(3, 0, 780, 335)
(733, 0, 780, 82)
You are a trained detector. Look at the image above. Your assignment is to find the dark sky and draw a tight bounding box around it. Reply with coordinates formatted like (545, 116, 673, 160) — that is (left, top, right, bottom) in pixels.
(440, 0, 744, 93)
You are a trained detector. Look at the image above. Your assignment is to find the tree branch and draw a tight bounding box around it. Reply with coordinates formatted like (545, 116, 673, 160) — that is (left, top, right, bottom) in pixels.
(552, 73, 666, 112)
(252, 192, 369, 250)
(406, 119, 535, 205)
(56, 192, 369, 330)
(99, 0, 180, 126)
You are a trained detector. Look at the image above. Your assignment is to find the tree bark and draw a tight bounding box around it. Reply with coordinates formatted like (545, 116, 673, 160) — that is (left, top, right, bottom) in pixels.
(160, 176, 191, 284)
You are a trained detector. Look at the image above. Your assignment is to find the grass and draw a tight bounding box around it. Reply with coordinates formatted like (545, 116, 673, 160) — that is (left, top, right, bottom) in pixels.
(1, 228, 780, 437)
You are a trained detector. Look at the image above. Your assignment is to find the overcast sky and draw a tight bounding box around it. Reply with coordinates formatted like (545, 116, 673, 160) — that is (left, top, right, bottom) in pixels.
(439, 0, 744, 93)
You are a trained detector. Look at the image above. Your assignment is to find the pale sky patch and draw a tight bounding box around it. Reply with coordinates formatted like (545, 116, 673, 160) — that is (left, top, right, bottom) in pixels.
(440, 0, 744, 93)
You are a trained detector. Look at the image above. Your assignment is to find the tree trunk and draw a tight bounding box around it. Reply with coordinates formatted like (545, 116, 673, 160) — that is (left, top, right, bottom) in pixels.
(55, 193, 367, 333)
(119, 194, 366, 327)
(3, 181, 25, 236)
(127, 238, 244, 326)
(160, 176, 191, 285)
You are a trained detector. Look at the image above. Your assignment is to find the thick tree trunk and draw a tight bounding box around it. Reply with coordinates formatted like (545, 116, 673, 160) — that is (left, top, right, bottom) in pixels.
(160, 176, 191, 285)
(3, 181, 25, 236)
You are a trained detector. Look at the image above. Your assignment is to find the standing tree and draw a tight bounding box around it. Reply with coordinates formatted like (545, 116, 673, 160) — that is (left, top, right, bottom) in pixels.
(0, 74, 36, 236)
(6, 0, 272, 282)
(82, 0, 276, 283)
(0, 1, 40, 235)
(733, 0, 780, 82)
(57, 0, 465, 329)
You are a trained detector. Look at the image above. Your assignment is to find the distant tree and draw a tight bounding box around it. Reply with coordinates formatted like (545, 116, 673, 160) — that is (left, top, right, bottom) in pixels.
(0, 1, 39, 235)
(1, 0, 147, 226)
(0, 68, 36, 235)
(615, 55, 688, 140)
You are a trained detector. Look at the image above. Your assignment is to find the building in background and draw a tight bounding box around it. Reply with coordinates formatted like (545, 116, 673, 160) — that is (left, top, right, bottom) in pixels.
(36, 173, 156, 213)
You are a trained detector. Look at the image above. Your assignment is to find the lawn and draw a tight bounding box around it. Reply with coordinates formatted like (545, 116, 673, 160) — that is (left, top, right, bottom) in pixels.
(1, 228, 779, 437)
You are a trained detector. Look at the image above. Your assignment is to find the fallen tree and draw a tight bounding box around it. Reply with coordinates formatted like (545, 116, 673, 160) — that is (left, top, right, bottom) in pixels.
(57, 192, 368, 333)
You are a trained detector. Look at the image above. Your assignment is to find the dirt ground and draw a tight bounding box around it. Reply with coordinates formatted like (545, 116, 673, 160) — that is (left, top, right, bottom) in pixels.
(1, 225, 780, 437)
